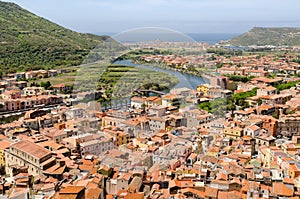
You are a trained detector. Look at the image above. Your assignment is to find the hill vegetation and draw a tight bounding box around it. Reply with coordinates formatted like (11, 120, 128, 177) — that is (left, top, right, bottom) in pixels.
(0, 1, 109, 73)
(225, 27, 300, 46)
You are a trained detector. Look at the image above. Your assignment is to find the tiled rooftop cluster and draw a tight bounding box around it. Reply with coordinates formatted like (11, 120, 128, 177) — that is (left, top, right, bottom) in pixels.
(2, 53, 300, 198)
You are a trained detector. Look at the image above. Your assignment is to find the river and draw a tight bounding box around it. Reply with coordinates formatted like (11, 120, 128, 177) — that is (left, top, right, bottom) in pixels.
(101, 60, 206, 110)
(114, 60, 206, 90)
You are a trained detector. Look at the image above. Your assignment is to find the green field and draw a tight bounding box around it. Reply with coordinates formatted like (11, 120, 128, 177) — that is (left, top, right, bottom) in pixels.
(74, 64, 179, 101)
(29, 63, 179, 101)
(29, 71, 77, 86)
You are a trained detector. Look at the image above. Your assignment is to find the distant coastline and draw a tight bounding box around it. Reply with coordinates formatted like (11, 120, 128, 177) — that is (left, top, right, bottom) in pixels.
(96, 32, 240, 45)
(186, 33, 240, 44)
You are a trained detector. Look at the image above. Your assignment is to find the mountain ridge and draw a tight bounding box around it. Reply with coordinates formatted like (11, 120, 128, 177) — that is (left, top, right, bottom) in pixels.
(224, 27, 300, 46)
(0, 1, 109, 72)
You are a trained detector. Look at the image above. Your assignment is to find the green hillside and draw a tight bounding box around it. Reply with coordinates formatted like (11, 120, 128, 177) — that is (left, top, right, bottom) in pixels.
(225, 27, 300, 46)
(0, 1, 109, 72)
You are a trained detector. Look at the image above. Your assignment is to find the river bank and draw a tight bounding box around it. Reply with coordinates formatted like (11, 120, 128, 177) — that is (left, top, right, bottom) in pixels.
(133, 59, 202, 77)
(114, 60, 205, 90)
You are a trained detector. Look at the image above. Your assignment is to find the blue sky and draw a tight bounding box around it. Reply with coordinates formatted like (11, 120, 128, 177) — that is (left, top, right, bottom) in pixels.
(5, 0, 300, 34)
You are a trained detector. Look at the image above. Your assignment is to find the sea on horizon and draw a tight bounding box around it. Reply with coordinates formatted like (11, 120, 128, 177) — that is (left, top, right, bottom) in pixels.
(96, 32, 240, 45)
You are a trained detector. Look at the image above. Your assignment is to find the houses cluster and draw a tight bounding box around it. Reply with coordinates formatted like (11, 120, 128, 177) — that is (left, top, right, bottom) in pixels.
(124, 41, 208, 52)
(0, 85, 211, 198)
(217, 54, 300, 77)
(139, 54, 216, 69)
(1, 73, 300, 199)
(138, 52, 300, 80)
(0, 68, 79, 112)
(3, 52, 300, 198)
(0, 86, 63, 112)
(4, 68, 75, 81)
(231, 79, 300, 139)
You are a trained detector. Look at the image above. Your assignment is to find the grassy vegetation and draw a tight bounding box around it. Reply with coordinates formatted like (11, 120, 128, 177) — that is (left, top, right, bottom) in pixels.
(275, 80, 299, 93)
(198, 98, 227, 113)
(0, 114, 23, 124)
(116, 48, 173, 61)
(29, 71, 78, 86)
(225, 74, 255, 83)
(96, 64, 179, 101)
(292, 56, 300, 64)
(226, 27, 300, 46)
(117, 48, 203, 76)
(0, 2, 110, 73)
(207, 48, 243, 56)
(232, 88, 257, 108)
(198, 88, 257, 114)
(33, 63, 179, 102)
(198, 81, 300, 114)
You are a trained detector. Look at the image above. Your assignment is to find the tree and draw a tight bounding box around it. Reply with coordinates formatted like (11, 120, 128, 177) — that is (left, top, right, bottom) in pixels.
(227, 82, 237, 91)
(30, 82, 39, 87)
(141, 103, 146, 112)
(216, 63, 223, 68)
(257, 98, 262, 106)
(227, 101, 236, 111)
(40, 81, 51, 89)
(231, 88, 257, 108)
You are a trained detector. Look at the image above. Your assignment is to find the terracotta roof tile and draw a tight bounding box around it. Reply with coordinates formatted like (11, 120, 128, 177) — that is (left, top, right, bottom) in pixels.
(86, 188, 103, 199)
(11, 140, 52, 159)
(205, 187, 218, 198)
(272, 182, 294, 196)
(0, 140, 11, 150)
(59, 186, 85, 194)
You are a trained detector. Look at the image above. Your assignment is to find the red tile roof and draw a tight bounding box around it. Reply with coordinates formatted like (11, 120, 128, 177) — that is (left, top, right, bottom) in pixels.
(0, 140, 11, 150)
(59, 186, 85, 194)
(11, 140, 52, 159)
(272, 182, 294, 196)
(205, 187, 218, 198)
(85, 188, 103, 199)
